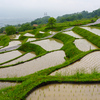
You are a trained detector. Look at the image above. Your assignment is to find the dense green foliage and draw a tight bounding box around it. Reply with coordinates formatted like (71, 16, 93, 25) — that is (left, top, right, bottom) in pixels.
(0, 27, 5, 33)
(18, 42, 47, 55)
(57, 8, 100, 23)
(0, 35, 10, 47)
(18, 23, 32, 32)
(31, 16, 50, 25)
(72, 26, 100, 47)
(5, 26, 16, 35)
(47, 17, 56, 28)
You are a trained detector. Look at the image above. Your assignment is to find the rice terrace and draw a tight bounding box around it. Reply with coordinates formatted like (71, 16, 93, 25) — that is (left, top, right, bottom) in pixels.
(0, 16, 100, 100)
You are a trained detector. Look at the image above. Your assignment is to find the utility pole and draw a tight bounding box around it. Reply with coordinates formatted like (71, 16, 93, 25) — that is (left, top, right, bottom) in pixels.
(44, 12, 47, 16)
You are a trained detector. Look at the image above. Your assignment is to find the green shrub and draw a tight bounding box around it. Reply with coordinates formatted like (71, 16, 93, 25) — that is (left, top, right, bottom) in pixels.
(0, 35, 10, 47)
(18, 42, 47, 55)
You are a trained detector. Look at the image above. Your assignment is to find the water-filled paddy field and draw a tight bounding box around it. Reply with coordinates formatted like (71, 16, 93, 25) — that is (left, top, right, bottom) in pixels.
(26, 83, 100, 100)
(81, 27, 100, 36)
(31, 39, 63, 51)
(0, 51, 65, 78)
(0, 25, 100, 100)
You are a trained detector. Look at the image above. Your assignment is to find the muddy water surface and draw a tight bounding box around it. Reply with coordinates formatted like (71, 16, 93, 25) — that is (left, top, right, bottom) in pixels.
(63, 31, 82, 38)
(74, 39, 98, 51)
(51, 51, 100, 76)
(26, 83, 100, 100)
(2, 52, 36, 66)
(81, 27, 100, 36)
(0, 50, 24, 64)
(31, 39, 63, 51)
(0, 82, 20, 89)
(0, 51, 65, 78)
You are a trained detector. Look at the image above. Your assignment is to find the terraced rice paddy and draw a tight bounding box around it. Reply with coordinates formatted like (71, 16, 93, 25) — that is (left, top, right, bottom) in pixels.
(24, 33, 35, 37)
(2, 52, 36, 66)
(39, 31, 44, 33)
(27, 38, 36, 42)
(49, 31, 56, 34)
(81, 27, 100, 36)
(50, 51, 100, 76)
(0, 82, 20, 89)
(0, 41, 21, 50)
(31, 39, 63, 51)
(0, 24, 100, 100)
(0, 50, 24, 64)
(9, 34, 20, 39)
(26, 83, 100, 100)
(63, 31, 82, 38)
(0, 51, 65, 78)
(74, 39, 98, 51)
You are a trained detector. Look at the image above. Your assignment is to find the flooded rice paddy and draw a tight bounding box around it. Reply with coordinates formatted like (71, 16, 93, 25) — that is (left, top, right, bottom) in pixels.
(49, 31, 56, 34)
(27, 38, 36, 42)
(0, 41, 21, 50)
(26, 83, 100, 100)
(39, 31, 44, 33)
(0, 51, 65, 78)
(74, 39, 98, 51)
(51, 51, 100, 76)
(0, 82, 20, 89)
(0, 50, 24, 64)
(31, 39, 63, 51)
(63, 31, 82, 38)
(24, 33, 35, 37)
(9, 34, 20, 39)
(81, 27, 100, 36)
(2, 52, 36, 66)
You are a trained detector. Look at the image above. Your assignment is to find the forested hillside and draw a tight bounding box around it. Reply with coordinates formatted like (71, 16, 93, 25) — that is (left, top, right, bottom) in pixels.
(57, 8, 100, 22)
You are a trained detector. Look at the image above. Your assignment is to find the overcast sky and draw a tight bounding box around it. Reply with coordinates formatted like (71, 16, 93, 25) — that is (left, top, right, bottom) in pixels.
(0, 0, 100, 19)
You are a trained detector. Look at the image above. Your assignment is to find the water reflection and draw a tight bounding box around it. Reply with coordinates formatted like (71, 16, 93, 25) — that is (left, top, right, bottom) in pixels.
(74, 39, 98, 51)
(31, 39, 63, 51)
(81, 27, 100, 36)
(63, 31, 82, 38)
(26, 83, 100, 100)
(24, 33, 35, 37)
(2, 52, 36, 66)
(9, 34, 20, 39)
(0, 41, 21, 50)
(27, 38, 36, 42)
(0, 51, 65, 78)
(51, 51, 100, 76)
(0, 50, 24, 64)
(0, 82, 20, 89)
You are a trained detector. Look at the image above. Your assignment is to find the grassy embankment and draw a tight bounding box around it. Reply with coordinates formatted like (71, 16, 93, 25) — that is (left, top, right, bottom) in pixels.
(72, 26, 100, 48)
(0, 42, 47, 68)
(0, 19, 100, 99)
(0, 35, 10, 47)
(0, 30, 100, 100)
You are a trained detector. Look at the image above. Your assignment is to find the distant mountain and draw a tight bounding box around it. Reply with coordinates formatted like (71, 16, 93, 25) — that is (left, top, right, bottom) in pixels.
(29, 8, 100, 25)
(56, 8, 100, 22)
(30, 16, 50, 25)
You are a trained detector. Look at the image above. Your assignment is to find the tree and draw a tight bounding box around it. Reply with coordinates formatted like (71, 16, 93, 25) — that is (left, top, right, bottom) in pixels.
(5, 26, 16, 35)
(47, 17, 56, 28)
(18, 23, 32, 32)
